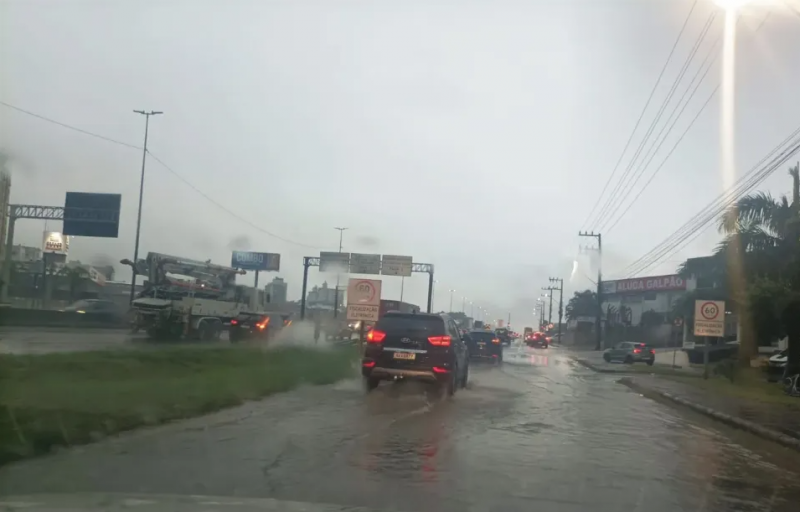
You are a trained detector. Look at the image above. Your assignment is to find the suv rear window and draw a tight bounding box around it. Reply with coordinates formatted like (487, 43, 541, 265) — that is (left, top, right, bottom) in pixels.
(469, 331, 495, 341)
(375, 314, 445, 335)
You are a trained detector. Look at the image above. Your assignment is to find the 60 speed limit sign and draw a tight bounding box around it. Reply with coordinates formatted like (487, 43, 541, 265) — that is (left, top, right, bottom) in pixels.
(693, 300, 725, 337)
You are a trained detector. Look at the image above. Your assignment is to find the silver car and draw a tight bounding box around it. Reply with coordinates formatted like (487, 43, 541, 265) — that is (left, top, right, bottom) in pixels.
(603, 341, 655, 365)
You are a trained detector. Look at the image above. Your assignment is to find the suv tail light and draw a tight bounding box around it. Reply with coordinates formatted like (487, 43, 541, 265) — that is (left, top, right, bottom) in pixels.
(650, 349, 655, 354)
(366, 329, 386, 343)
(633, 348, 641, 354)
(491, 338, 500, 344)
(230, 319, 239, 326)
(428, 335, 451, 346)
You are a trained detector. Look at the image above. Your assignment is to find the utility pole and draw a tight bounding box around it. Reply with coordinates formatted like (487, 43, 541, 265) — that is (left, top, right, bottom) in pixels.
(129, 109, 163, 304)
(549, 277, 564, 346)
(542, 286, 556, 325)
(579, 231, 603, 350)
(449, 289, 455, 312)
(333, 227, 348, 318)
(462, 295, 466, 313)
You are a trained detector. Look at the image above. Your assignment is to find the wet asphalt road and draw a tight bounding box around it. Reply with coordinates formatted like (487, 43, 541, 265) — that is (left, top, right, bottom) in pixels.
(2, 345, 800, 511)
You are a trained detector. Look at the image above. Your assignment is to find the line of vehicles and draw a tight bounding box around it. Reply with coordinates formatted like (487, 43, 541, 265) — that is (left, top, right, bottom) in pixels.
(361, 312, 556, 396)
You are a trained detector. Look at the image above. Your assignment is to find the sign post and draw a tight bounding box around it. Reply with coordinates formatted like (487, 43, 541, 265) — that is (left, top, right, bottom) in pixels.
(693, 300, 724, 380)
(347, 278, 382, 353)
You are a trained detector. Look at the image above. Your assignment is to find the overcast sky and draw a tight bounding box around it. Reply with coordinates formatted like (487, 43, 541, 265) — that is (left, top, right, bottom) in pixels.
(2, 0, 799, 326)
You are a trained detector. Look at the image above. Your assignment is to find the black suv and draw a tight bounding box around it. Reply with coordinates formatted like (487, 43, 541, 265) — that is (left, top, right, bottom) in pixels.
(362, 312, 469, 396)
(495, 328, 512, 346)
(464, 330, 503, 363)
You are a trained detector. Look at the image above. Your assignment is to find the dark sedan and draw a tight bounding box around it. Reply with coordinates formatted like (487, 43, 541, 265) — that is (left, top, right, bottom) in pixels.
(464, 330, 503, 364)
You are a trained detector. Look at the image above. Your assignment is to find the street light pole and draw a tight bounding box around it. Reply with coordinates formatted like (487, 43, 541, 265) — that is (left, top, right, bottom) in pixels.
(129, 109, 162, 304)
(449, 289, 455, 312)
(462, 296, 466, 313)
(333, 227, 348, 318)
(579, 231, 603, 350)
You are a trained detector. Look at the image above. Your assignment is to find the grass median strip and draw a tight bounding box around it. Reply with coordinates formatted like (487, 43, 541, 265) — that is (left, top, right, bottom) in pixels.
(0, 345, 357, 465)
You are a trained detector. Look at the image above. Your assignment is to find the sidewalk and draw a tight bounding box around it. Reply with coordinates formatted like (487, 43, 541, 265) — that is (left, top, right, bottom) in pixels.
(623, 373, 800, 450)
(569, 349, 702, 377)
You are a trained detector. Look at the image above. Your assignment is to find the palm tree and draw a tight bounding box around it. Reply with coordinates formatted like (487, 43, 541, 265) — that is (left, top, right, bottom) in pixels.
(565, 290, 597, 321)
(715, 164, 799, 278)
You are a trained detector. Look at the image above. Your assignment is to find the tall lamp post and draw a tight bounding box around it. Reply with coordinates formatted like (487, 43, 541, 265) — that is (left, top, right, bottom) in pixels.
(129, 109, 162, 304)
(333, 227, 348, 318)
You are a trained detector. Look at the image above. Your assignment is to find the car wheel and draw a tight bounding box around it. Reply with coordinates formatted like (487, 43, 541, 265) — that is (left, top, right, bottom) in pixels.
(624, 355, 634, 365)
(646, 359, 654, 366)
(363, 377, 380, 392)
(447, 366, 457, 396)
(603, 354, 611, 362)
(461, 363, 470, 389)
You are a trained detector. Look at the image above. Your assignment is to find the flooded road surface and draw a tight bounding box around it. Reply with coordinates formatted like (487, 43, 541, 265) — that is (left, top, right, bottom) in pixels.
(2, 346, 799, 511)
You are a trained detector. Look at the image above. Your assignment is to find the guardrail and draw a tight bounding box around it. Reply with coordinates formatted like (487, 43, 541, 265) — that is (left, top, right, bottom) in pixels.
(0, 308, 127, 328)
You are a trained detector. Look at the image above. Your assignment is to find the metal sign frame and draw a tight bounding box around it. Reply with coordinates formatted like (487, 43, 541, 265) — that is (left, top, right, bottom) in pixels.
(299, 256, 434, 320)
(1, 204, 122, 302)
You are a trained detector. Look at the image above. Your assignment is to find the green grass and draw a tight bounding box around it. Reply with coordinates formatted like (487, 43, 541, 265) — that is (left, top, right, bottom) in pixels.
(661, 367, 800, 407)
(0, 346, 357, 465)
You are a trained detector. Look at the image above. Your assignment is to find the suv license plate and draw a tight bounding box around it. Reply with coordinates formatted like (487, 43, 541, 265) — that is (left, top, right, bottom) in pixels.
(393, 352, 416, 360)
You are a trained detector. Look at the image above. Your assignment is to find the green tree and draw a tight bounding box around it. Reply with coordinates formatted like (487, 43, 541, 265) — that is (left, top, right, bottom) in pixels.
(565, 290, 597, 321)
(58, 266, 90, 301)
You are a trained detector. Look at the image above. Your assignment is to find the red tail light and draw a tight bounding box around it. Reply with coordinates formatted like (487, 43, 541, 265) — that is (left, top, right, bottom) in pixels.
(491, 338, 500, 344)
(230, 319, 238, 326)
(633, 348, 641, 354)
(428, 335, 451, 346)
(432, 366, 450, 373)
(256, 317, 270, 330)
(362, 360, 376, 368)
(650, 349, 655, 354)
(367, 329, 386, 343)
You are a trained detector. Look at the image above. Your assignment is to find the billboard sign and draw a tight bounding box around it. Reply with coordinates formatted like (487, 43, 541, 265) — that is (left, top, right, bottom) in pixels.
(381, 255, 412, 277)
(604, 275, 686, 295)
(42, 231, 69, 255)
(349, 253, 381, 275)
(63, 192, 121, 238)
(230, 251, 280, 271)
(319, 252, 350, 273)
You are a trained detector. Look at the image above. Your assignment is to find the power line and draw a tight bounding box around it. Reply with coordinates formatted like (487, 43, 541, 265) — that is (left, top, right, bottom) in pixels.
(622, 126, 800, 277)
(600, 11, 770, 234)
(0, 100, 323, 250)
(591, 10, 718, 231)
(580, 0, 699, 231)
(0, 100, 141, 149)
(599, 32, 721, 233)
(604, 83, 720, 234)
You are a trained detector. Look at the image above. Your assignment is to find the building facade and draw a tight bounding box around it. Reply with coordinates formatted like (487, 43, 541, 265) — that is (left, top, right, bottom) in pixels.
(601, 274, 687, 325)
(265, 277, 288, 304)
(306, 281, 343, 311)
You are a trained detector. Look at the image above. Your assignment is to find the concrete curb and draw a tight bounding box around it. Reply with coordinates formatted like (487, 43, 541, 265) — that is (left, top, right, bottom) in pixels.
(569, 356, 627, 374)
(619, 377, 800, 452)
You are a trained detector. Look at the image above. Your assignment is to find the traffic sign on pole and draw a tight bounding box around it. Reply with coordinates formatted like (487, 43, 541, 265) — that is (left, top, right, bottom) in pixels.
(346, 278, 382, 321)
(693, 300, 724, 337)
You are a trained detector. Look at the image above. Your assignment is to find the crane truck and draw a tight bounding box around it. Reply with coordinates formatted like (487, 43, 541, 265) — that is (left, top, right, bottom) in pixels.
(129, 252, 274, 341)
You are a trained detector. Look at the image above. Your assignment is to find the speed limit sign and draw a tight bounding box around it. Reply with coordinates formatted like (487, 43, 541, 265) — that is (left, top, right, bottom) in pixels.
(693, 300, 725, 336)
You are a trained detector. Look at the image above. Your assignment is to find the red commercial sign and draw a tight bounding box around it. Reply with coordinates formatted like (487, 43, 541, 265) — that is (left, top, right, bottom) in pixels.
(608, 275, 686, 294)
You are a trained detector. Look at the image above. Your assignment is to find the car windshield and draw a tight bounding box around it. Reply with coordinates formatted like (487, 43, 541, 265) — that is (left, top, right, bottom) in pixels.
(5, 2, 800, 510)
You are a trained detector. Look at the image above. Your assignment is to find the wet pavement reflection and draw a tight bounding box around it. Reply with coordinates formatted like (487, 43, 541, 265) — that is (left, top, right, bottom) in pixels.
(1, 345, 799, 511)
